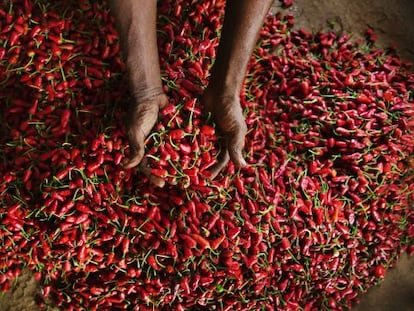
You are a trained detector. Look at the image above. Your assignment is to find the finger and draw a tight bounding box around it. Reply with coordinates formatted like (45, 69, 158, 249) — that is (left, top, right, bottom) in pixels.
(132, 103, 159, 136)
(124, 128, 145, 169)
(123, 151, 144, 169)
(228, 143, 247, 168)
(157, 94, 168, 109)
(227, 125, 247, 168)
(148, 174, 166, 188)
(139, 158, 166, 188)
(208, 147, 230, 180)
(124, 96, 166, 170)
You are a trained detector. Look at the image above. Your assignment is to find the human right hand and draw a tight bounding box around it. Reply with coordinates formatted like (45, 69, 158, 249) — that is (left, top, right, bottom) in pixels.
(202, 91, 248, 179)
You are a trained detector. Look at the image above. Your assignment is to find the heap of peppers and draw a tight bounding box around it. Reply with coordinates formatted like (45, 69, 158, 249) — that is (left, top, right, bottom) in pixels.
(0, 0, 413, 310)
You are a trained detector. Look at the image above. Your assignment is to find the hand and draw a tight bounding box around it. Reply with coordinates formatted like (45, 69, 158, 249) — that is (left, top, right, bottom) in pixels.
(202, 90, 248, 179)
(124, 94, 168, 187)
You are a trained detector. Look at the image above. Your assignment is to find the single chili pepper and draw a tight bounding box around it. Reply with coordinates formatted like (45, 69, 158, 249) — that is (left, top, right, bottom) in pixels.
(190, 233, 210, 250)
(150, 168, 168, 178)
(169, 128, 185, 140)
(234, 176, 245, 195)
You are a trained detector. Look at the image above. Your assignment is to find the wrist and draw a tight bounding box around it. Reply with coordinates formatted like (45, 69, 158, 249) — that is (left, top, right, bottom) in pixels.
(207, 59, 246, 98)
(131, 85, 165, 103)
(205, 76, 240, 100)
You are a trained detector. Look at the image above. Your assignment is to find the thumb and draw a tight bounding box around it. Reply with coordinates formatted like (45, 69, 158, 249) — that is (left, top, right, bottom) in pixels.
(208, 149, 230, 180)
(227, 125, 247, 168)
(123, 140, 145, 169)
(123, 152, 144, 169)
(228, 143, 247, 168)
(139, 158, 166, 188)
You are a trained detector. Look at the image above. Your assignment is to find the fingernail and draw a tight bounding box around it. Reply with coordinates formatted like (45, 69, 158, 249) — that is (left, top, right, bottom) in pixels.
(124, 157, 140, 169)
(123, 160, 132, 169)
(239, 158, 247, 167)
(150, 176, 165, 188)
(235, 156, 247, 167)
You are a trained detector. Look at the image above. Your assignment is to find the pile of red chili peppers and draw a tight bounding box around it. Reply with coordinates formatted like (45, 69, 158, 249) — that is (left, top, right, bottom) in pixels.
(1, 0, 413, 310)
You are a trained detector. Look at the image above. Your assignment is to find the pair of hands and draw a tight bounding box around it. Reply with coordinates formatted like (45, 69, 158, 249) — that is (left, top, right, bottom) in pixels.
(108, 0, 273, 187)
(124, 91, 247, 187)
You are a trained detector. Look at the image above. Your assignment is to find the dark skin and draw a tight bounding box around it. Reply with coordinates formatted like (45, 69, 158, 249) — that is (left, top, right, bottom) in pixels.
(108, 0, 273, 187)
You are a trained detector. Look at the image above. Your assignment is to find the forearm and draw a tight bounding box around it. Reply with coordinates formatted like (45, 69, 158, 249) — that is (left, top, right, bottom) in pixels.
(108, 0, 163, 102)
(209, 0, 273, 97)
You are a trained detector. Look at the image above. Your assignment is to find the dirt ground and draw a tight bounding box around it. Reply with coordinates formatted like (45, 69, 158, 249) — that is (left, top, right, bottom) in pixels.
(0, 0, 413, 310)
(277, 0, 414, 63)
(278, 1, 414, 309)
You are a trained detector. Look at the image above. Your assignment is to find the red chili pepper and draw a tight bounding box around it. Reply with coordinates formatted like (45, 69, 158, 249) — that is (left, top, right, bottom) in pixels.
(161, 103, 177, 116)
(147, 254, 160, 271)
(29, 25, 42, 38)
(227, 227, 241, 240)
(181, 79, 203, 94)
(121, 237, 130, 255)
(87, 161, 101, 173)
(60, 109, 71, 128)
(209, 235, 225, 250)
(0, 47, 6, 61)
(336, 222, 349, 235)
(356, 93, 372, 104)
(84, 65, 101, 79)
(373, 264, 386, 278)
(190, 233, 210, 250)
(150, 168, 168, 178)
(9, 31, 22, 46)
(280, 237, 291, 250)
(77, 245, 88, 263)
(200, 125, 215, 137)
(234, 176, 245, 195)
(169, 129, 185, 140)
(179, 143, 192, 155)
